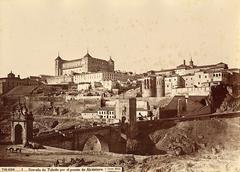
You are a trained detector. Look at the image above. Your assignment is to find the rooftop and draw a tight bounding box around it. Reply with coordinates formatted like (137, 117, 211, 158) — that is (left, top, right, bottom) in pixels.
(3, 85, 39, 97)
(58, 52, 113, 65)
(82, 109, 97, 113)
(152, 60, 228, 74)
(98, 106, 115, 111)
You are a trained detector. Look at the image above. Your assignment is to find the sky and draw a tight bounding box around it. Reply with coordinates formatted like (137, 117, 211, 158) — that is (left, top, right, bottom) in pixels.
(0, 0, 240, 78)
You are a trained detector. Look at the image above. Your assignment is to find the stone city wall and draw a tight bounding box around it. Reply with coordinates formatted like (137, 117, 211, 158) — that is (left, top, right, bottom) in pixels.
(171, 87, 210, 96)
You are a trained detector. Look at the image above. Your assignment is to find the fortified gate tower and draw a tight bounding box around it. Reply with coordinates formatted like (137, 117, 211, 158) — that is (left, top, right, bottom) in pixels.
(10, 104, 34, 145)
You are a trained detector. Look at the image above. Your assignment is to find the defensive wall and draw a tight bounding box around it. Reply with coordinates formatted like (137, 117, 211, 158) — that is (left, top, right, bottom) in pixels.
(171, 87, 210, 96)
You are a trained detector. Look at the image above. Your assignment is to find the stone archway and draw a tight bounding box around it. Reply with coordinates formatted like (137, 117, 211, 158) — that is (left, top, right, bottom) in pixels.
(83, 135, 109, 152)
(15, 124, 23, 144)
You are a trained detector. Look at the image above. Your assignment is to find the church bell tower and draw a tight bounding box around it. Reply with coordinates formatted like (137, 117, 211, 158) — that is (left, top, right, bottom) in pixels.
(55, 53, 63, 76)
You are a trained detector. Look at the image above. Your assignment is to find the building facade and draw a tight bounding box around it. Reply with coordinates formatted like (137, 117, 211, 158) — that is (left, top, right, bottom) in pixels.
(47, 71, 134, 90)
(0, 72, 40, 95)
(97, 107, 116, 123)
(81, 109, 99, 119)
(80, 107, 117, 124)
(141, 59, 239, 97)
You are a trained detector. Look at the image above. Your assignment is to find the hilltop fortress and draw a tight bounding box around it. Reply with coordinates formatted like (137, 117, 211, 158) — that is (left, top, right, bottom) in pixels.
(55, 52, 114, 76)
(46, 52, 136, 90)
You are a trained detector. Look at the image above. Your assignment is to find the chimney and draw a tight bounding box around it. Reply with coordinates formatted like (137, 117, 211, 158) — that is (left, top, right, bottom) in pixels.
(183, 60, 186, 65)
(18, 75, 20, 78)
(185, 94, 189, 111)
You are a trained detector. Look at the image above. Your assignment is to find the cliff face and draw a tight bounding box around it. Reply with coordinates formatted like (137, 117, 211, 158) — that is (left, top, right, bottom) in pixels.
(208, 84, 229, 112)
(217, 94, 240, 113)
(149, 117, 240, 155)
(137, 116, 240, 171)
(124, 113, 240, 157)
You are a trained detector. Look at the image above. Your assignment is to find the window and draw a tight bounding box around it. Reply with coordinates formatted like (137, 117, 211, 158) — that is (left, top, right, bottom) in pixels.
(205, 76, 207, 78)
(169, 79, 171, 82)
(198, 82, 200, 85)
(199, 75, 201, 78)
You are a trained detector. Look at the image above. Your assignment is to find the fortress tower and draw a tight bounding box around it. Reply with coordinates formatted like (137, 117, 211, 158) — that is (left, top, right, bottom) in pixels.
(189, 58, 194, 68)
(11, 104, 34, 145)
(156, 75, 165, 97)
(141, 76, 156, 97)
(108, 57, 114, 72)
(55, 54, 63, 76)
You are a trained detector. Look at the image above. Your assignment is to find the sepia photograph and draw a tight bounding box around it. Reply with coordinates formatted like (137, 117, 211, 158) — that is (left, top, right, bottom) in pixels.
(0, 0, 240, 171)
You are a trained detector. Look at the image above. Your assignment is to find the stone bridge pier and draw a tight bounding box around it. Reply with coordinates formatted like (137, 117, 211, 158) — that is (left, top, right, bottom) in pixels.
(72, 126, 125, 153)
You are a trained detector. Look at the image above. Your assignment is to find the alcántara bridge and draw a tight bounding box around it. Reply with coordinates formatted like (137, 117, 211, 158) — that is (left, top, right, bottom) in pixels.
(11, 98, 240, 154)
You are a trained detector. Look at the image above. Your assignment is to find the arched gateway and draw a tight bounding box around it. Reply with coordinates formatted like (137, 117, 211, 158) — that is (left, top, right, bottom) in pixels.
(11, 104, 34, 145)
(14, 124, 23, 144)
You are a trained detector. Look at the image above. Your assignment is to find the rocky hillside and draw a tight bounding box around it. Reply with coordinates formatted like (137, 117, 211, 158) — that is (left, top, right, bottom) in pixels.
(217, 94, 240, 113)
(150, 117, 240, 155)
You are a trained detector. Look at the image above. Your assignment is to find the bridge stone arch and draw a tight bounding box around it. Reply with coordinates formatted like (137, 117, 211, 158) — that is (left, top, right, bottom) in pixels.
(34, 126, 125, 153)
(82, 134, 109, 152)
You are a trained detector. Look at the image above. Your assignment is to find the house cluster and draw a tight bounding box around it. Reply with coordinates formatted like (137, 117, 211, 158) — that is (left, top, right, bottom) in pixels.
(81, 106, 118, 124)
(80, 99, 151, 124)
(141, 59, 240, 97)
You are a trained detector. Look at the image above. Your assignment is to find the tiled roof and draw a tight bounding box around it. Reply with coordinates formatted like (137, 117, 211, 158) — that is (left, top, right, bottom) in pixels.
(82, 109, 97, 113)
(181, 73, 195, 77)
(98, 106, 115, 111)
